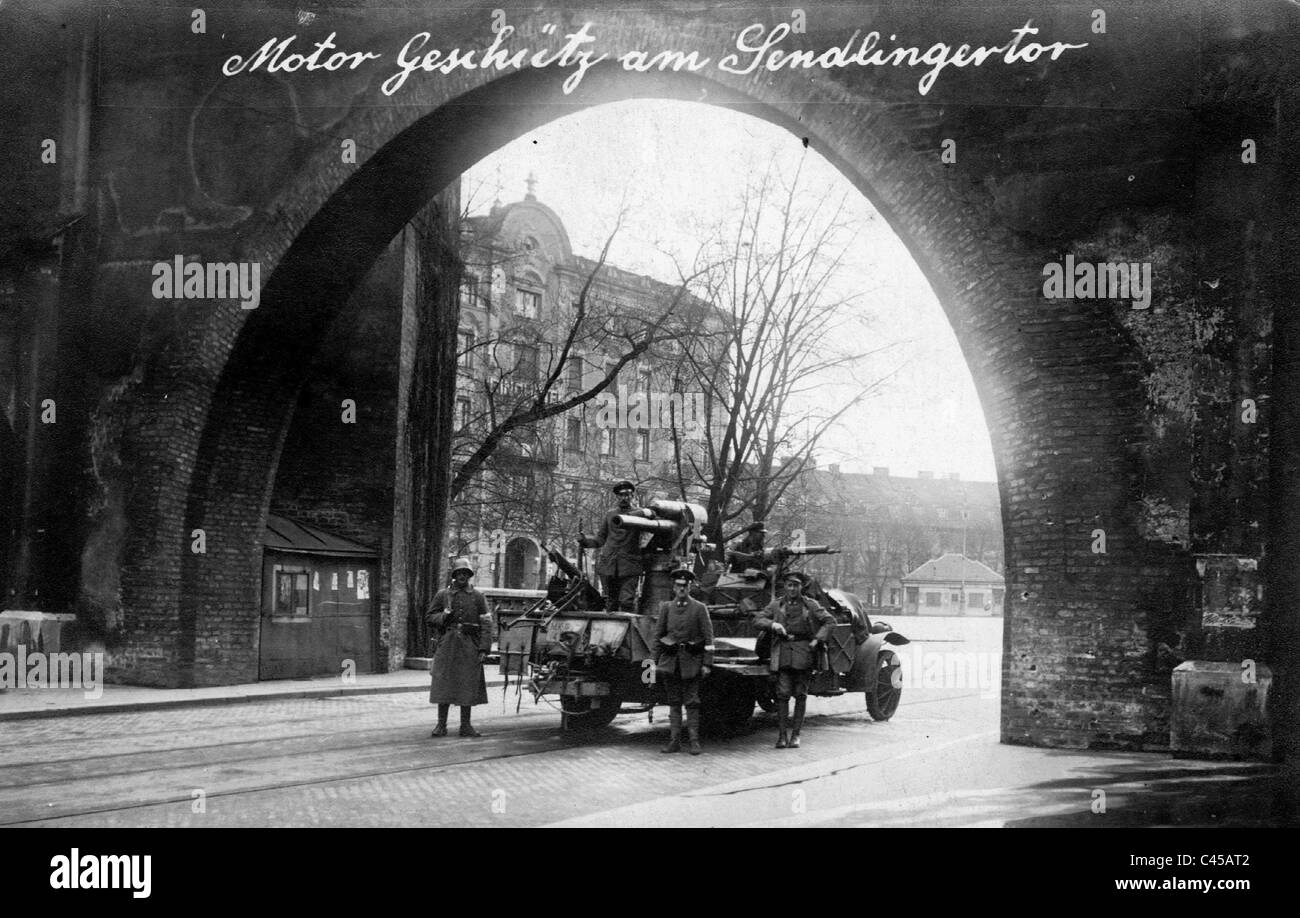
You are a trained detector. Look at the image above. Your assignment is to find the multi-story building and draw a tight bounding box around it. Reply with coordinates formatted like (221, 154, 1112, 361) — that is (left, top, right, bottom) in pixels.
(766, 465, 1004, 610)
(448, 185, 720, 589)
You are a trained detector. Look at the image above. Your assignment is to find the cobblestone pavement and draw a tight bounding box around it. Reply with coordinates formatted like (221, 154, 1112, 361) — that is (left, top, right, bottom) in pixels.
(6, 619, 1276, 827)
(0, 677, 994, 827)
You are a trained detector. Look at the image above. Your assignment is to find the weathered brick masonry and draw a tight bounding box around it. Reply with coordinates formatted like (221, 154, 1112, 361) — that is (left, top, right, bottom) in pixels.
(1, 2, 1296, 749)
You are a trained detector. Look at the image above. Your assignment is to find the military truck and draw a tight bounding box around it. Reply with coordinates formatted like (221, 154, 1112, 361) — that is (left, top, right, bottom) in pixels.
(497, 499, 909, 733)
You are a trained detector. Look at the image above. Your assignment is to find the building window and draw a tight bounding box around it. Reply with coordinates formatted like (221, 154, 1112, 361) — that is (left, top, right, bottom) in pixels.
(936, 507, 947, 520)
(457, 331, 474, 369)
(600, 428, 616, 457)
(567, 355, 583, 392)
(515, 344, 539, 383)
(461, 272, 481, 307)
(456, 397, 472, 431)
(889, 588, 900, 606)
(515, 288, 540, 318)
(906, 587, 919, 606)
(637, 429, 650, 461)
(951, 592, 961, 606)
(274, 567, 310, 616)
(566, 417, 582, 452)
(968, 592, 984, 608)
(924, 592, 942, 608)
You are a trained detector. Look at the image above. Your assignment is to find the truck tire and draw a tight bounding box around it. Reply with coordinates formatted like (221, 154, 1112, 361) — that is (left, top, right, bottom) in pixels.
(701, 678, 755, 736)
(561, 694, 622, 730)
(866, 649, 902, 721)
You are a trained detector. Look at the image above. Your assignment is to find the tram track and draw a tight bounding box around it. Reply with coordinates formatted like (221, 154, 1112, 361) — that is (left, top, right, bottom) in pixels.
(0, 720, 580, 826)
(2, 690, 990, 826)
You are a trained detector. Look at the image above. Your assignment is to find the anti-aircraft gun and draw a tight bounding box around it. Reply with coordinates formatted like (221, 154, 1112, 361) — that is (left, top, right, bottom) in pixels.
(497, 500, 910, 733)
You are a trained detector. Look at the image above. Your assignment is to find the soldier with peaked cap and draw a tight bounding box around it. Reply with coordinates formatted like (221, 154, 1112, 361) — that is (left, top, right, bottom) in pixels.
(578, 480, 645, 611)
(755, 569, 834, 749)
(426, 557, 491, 737)
(652, 567, 714, 755)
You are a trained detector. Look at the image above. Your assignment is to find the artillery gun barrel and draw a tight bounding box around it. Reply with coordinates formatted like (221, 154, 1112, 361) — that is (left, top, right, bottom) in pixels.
(785, 544, 837, 555)
(646, 499, 689, 521)
(613, 514, 678, 534)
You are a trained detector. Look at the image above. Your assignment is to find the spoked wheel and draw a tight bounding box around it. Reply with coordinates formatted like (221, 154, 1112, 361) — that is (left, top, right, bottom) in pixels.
(866, 649, 902, 721)
(561, 694, 622, 730)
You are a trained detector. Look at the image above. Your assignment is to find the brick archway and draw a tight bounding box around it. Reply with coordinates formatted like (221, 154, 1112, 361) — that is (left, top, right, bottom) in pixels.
(118, 30, 1156, 747)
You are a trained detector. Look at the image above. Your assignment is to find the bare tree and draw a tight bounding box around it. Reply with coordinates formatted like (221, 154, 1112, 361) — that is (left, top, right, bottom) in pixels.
(668, 155, 898, 550)
(443, 188, 718, 580)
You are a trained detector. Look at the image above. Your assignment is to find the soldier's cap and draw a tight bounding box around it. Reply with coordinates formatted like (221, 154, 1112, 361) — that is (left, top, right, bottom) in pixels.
(612, 480, 636, 494)
(450, 557, 474, 576)
(782, 570, 808, 585)
(670, 568, 697, 583)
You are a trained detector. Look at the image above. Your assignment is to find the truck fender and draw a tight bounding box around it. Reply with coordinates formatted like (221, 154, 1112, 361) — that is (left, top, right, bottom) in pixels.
(846, 633, 885, 692)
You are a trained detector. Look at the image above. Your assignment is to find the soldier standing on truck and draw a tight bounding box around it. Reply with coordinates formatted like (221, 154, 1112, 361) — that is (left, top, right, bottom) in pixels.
(579, 480, 644, 611)
(727, 521, 767, 573)
(426, 558, 491, 738)
(653, 568, 715, 755)
(755, 570, 834, 749)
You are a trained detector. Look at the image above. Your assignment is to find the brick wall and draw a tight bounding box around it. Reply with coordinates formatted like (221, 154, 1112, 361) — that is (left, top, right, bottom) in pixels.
(3, 3, 1288, 750)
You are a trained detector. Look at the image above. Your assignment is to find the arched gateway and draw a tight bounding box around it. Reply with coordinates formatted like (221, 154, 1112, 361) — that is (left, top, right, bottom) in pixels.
(6, 4, 1295, 755)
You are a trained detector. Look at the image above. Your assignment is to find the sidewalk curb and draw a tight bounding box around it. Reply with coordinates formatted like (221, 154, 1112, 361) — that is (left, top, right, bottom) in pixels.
(0, 676, 508, 723)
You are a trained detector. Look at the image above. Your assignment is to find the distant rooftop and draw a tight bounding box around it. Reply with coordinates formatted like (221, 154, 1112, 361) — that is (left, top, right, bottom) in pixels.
(902, 553, 1004, 584)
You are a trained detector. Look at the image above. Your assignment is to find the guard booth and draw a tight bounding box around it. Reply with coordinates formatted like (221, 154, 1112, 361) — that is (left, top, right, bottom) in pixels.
(259, 514, 378, 680)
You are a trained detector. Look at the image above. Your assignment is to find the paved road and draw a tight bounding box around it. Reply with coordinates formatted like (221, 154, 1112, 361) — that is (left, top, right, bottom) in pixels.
(6, 618, 1279, 827)
(1, 621, 1002, 827)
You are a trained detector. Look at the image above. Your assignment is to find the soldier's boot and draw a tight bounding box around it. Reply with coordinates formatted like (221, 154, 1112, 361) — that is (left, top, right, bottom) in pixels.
(775, 699, 790, 748)
(686, 706, 702, 755)
(661, 706, 683, 753)
(458, 706, 481, 738)
(431, 703, 450, 738)
(789, 696, 807, 748)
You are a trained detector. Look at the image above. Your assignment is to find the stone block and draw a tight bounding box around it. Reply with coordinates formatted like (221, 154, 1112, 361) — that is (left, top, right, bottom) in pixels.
(1171, 660, 1271, 759)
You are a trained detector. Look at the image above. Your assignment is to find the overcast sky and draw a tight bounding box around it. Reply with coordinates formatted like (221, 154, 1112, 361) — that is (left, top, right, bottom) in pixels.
(464, 99, 997, 482)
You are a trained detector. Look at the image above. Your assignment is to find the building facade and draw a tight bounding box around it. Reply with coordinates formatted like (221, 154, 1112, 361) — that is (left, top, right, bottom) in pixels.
(448, 187, 720, 589)
(900, 552, 1005, 616)
(766, 466, 1004, 610)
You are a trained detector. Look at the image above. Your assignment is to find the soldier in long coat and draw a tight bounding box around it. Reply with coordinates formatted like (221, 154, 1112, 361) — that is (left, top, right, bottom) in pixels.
(426, 558, 490, 737)
(653, 568, 715, 755)
(579, 480, 644, 611)
(755, 570, 834, 749)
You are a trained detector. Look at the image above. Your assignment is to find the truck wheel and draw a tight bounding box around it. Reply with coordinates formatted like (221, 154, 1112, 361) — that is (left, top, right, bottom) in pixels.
(702, 680, 755, 736)
(561, 694, 622, 730)
(866, 649, 902, 721)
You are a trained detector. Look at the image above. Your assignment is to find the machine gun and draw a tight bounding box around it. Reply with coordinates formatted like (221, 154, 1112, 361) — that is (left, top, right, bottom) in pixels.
(728, 543, 839, 570)
(723, 543, 841, 601)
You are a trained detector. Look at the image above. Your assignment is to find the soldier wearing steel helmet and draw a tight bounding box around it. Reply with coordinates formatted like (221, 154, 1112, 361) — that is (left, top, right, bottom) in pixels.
(426, 557, 491, 738)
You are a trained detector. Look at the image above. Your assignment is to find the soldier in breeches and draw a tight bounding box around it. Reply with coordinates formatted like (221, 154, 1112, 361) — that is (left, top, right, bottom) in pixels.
(653, 568, 715, 755)
(755, 570, 834, 749)
(579, 480, 645, 611)
(426, 558, 491, 738)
